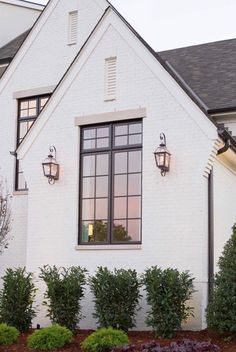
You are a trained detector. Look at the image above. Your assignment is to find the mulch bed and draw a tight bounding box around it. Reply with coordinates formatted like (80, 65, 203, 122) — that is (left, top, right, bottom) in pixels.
(0, 329, 236, 352)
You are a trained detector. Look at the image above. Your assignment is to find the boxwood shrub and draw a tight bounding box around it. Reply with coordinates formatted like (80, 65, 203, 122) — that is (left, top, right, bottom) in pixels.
(81, 327, 129, 352)
(27, 324, 73, 350)
(0, 323, 19, 345)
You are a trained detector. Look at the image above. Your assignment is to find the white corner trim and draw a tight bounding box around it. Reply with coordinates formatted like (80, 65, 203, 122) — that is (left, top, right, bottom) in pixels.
(75, 244, 142, 250)
(13, 85, 56, 99)
(74, 108, 146, 126)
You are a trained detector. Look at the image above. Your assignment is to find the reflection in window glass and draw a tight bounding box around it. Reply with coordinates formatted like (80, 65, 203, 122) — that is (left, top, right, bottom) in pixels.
(80, 120, 142, 244)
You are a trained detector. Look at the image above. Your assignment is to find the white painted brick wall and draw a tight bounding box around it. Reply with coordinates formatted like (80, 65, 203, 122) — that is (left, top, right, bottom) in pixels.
(20, 23, 219, 330)
(0, 0, 106, 286)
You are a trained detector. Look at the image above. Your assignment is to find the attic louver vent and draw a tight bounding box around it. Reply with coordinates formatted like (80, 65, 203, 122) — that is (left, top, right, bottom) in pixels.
(105, 57, 117, 101)
(68, 11, 78, 45)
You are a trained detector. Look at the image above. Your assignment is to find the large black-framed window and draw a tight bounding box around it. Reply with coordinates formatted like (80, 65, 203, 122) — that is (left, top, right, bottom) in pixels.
(79, 120, 142, 245)
(15, 95, 50, 191)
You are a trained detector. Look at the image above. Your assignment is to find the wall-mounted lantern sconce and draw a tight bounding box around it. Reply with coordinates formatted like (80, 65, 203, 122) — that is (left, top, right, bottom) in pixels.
(154, 133, 171, 176)
(42, 146, 59, 184)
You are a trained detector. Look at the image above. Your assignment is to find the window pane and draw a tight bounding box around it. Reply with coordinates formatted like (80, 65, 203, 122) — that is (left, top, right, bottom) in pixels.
(96, 199, 108, 219)
(115, 135, 128, 147)
(20, 110, 28, 118)
(83, 155, 95, 176)
(97, 127, 109, 138)
(28, 108, 37, 116)
(114, 152, 127, 174)
(114, 197, 127, 219)
(128, 196, 141, 218)
(114, 175, 127, 196)
(96, 154, 109, 175)
(113, 220, 130, 242)
(84, 129, 96, 139)
(83, 139, 95, 150)
(129, 151, 141, 173)
(97, 138, 109, 148)
(128, 134, 142, 145)
(40, 98, 49, 109)
(95, 220, 108, 242)
(19, 122, 28, 140)
(127, 219, 141, 241)
(115, 124, 128, 136)
(29, 100, 36, 108)
(82, 177, 95, 198)
(129, 123, 142, 134)
(82, 199, 94, 220)
(20, 101, 28, 109)
(128, 174, 141, 195)
(96, 176, 108, 197)
(82, 221, 95, 243)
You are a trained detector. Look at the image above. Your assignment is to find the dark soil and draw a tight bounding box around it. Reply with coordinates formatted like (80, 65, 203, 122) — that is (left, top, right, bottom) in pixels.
(0, 329, 236, 352)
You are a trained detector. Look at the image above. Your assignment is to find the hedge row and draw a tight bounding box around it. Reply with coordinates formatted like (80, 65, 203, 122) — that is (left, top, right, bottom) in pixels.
(0, 266, 195, 338)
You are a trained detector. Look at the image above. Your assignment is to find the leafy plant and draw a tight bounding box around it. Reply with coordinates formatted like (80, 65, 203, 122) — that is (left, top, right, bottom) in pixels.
(89, 267, 142, 331)
(81, 327, 129, 352)
(0, 180, 12, 255)
(0, 323, 19, 345)
(207, 223, 236, 333)
(112, 339, 220, 352)
(39, 265, 87, 331)
(27, 324, 73, 350)
(142, 267, 195, 338)
(0, 267, 37, 332)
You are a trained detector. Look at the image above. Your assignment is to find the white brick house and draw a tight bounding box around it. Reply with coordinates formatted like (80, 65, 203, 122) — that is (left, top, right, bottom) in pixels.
(0, 0, 236, 331)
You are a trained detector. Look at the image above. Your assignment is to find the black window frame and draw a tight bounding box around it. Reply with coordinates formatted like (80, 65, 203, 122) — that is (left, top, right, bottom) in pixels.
(15, 94, 50, 191)
(78, 119, 143, 245)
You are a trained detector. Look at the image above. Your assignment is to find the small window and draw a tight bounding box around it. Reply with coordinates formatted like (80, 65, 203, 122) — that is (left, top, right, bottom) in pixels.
(79, 120, 142, 245)
(15, 95, 50, 191)
(68, 11, 78, 45)
(105, 57, 117, 101)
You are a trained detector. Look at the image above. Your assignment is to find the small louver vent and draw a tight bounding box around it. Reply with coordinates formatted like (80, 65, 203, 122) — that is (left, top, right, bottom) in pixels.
(105, 57, 117, 101)
(68, 11, 78, 45)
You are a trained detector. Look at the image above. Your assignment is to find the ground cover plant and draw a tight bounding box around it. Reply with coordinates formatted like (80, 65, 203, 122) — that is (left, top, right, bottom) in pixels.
(81, 327, 129, 352)
(207, 224, 236, 334)
(27, 324, 73, 350)
(112, 339, 220, 352)
(89, 267, 141, 331)
(0, 267, 36, 332)
(39, 265, 87, 331)
(0, 323, 19, 345)
(142, 267, 195, 338)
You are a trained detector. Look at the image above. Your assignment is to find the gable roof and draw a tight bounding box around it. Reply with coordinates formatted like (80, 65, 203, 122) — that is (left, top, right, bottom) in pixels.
(0, 29, 30, 63)
(159, 39, 236, 114)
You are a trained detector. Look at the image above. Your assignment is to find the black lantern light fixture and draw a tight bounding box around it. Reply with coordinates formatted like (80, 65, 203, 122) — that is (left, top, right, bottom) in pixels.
(42, 146, 59, 184)
(154, 133, 171, 176)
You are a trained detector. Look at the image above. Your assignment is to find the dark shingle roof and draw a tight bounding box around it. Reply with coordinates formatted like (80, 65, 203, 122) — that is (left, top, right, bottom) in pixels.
(0, 29, 30, 62)
(159, 39, 236, 113)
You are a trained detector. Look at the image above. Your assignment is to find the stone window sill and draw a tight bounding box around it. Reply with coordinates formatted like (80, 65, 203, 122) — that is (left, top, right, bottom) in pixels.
(75, 244, 142, 251)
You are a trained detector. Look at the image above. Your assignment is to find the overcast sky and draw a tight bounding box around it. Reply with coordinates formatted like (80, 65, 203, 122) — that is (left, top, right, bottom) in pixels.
(34, 0, 236, 51)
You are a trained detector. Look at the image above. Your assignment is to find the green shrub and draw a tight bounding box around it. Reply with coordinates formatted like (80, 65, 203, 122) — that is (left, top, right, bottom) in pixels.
(89, 267, 141, 331)
(207, 224, 236, 334)
(0, 323, 19, 345)
(0, 267, 37, 332)
(81, 327, 128, 352)
(142, 267, 195, 338)
(39, 265, 87, 331)
(27, 324, 73, 350)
